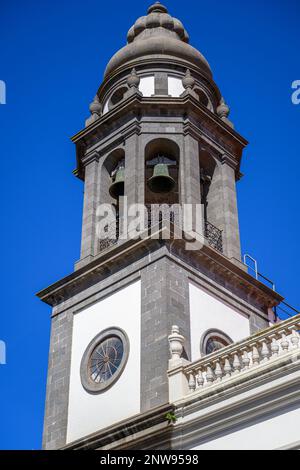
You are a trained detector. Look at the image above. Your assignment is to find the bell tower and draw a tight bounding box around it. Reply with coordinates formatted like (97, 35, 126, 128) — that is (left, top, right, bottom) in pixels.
(38, 2, 281, 450)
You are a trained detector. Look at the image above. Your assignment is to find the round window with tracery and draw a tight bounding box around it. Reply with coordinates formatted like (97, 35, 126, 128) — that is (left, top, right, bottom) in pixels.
(201, 330, 233, 356)
(80, 328, 129, 393)
(205, 336, 229, 355)
(89, 335, 123, 384)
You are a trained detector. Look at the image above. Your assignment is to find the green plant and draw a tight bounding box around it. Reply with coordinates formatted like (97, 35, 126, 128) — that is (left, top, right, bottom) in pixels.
(165, 411, 177, 424)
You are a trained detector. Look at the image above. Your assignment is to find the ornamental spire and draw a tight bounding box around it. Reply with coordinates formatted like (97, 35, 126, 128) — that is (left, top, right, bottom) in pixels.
(147, 2, 168, 14)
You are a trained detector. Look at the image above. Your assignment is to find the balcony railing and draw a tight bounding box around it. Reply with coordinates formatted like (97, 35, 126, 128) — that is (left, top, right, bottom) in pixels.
(168, 315, 300, 401)
(98, 206, 223, 253)
(204, 220, 223, 253)
(98, 217, 119, 253)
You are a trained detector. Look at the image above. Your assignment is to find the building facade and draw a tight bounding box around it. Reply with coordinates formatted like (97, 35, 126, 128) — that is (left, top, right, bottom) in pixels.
(38, 2, 300, 450)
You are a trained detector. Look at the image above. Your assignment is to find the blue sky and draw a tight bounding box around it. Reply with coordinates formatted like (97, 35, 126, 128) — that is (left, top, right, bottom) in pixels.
(0, 0, 299, 449)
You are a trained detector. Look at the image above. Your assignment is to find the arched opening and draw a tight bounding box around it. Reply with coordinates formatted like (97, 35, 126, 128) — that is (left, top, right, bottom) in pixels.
(199, 149, 223, 252)
(103, 148, 125, 176)
(144, 138, 180, 206)
(199, 149, 216, 224)
(103, 86, 128, 114)
(108, 86, 128, 109)
(201, 329, 233, 356)
(194, 87, 213, 111)
(99, 148, 125, 252)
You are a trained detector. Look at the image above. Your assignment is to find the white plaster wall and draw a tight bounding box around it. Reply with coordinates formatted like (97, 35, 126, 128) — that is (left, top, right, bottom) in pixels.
(191, 405, 300, 450)
(139, 76, 155, 96)
(189, 282, 250, 361)
(66, 280, 141, 444)
(168, 76, 185, 97)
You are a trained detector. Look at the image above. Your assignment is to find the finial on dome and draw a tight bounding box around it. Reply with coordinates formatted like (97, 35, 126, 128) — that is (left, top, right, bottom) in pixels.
(182, 69, 195, 89)
(147, 2, 168, 14)
(124, 69, 142, 98)
(217, 97, 234, 128)
(127, 68, 140, 88)
(85, 95, 101, 127)
(106, 1, 212, 78)
(89, 95, 101, 116)
(217, 97, 230, 119)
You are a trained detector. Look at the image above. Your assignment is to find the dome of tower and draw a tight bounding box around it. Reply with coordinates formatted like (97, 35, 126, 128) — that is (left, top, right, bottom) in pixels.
(104, 2, 212, 79)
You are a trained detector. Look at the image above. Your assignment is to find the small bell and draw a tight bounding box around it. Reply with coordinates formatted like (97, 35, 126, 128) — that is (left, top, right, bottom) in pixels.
(147, 163, 176, 193)
(109, 166, 125, 199)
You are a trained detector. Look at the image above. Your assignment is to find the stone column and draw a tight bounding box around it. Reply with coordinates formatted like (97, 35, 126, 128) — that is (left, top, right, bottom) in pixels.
(220, 161, 241, 261)
(206, 163, 223, 228)
(155, 72, 169, 96)
(182, 133, 203, 235)
(140, 256, 190, 412)
(182, 133, 201, 206)
(124, 130, 145, 238)
(79, 156, 99, 263)
(43, 308, 73, 449)
(125, 132, 141, 207)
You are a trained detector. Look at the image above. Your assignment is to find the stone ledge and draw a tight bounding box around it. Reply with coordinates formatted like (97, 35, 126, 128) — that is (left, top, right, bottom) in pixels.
(72, 92, 248, 180)
(62, 403, 174, 450)
(170, 357, 300, 450)
(36, 227, 283, 311)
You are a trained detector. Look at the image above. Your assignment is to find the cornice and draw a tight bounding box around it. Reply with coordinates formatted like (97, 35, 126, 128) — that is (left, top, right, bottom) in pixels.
(71, 93, 143, 144)
(221, 152, 239, 171)
(80, 150, 100, 167)
(71, 93, 248, 180)
(183, 121, 238, 170)
(36, 226, 282, 310)
(74, 119, 141, 179)
(62, 403, 174, 450)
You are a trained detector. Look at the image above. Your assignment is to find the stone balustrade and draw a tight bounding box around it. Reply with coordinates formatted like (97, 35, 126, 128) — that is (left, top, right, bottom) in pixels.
(168, 315, 300, 401)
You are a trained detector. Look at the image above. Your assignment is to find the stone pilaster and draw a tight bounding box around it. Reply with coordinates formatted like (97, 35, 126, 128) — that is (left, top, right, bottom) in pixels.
(43, 310, 73, 449)
(140, 258, 190, 412)
(155, 72, 169, 96)
(220, 160, 241, 261)
(125, 132, 141, 207)
(79, 157, 99, 262)
(182, 133, 201, 206)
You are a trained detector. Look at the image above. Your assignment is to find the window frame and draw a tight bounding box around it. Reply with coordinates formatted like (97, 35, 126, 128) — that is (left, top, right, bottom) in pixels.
(80, 327, 129, 394)
(200, 329, 233, 357)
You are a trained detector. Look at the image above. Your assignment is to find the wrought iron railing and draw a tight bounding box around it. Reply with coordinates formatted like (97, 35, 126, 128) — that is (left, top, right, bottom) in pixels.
(98, 206, 223, 254)
(204, 220, 223, 253)
(242, 254, 300, 320)
(145, 204, 176, 229)
(99, 236, 118, 252)
(98, 217, 119, 252)
(275, 301, 300, 321)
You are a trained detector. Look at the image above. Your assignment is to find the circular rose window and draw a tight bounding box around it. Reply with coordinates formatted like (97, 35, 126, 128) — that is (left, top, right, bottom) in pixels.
(205, 336, 229, 355)
(80, 328, 129, 393)
(201, 329, 233, 356)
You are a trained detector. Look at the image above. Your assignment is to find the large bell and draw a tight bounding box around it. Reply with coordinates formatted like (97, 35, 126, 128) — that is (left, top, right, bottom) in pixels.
(147, 163, 176, 193)
(109, 166, 125, 199)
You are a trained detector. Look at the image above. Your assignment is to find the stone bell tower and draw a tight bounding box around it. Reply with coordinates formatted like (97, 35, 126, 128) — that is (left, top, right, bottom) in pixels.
(38, 2, 281, 450)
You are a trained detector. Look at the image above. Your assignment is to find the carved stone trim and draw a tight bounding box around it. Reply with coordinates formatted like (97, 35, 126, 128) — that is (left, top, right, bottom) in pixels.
(72, 93, 247, 180)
